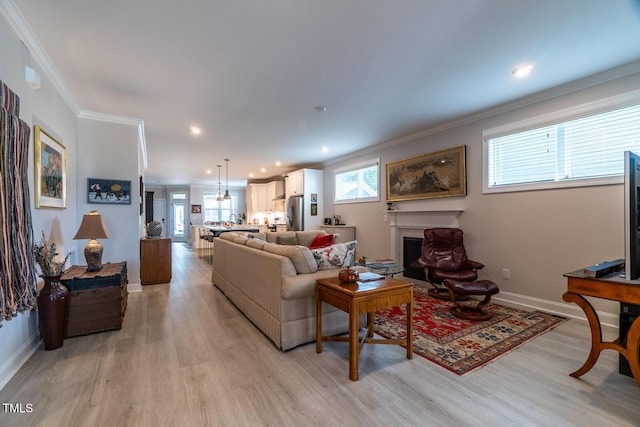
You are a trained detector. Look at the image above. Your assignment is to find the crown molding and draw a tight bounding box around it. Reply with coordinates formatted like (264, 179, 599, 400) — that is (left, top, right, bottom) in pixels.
(1, 0, 80, 115)
(77, 111, 147, 169)
(77, 110, 142, 126)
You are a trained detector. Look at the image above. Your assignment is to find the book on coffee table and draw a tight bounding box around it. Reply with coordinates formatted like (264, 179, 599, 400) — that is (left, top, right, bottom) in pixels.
(358, 272, 385, 282)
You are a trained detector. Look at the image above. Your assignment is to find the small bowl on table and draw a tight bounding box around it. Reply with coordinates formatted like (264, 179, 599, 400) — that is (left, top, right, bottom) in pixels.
(338, 268, 359, 283)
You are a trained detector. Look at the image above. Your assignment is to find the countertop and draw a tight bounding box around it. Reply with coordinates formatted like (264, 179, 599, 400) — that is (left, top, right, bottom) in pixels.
(206, 226, 260, 237)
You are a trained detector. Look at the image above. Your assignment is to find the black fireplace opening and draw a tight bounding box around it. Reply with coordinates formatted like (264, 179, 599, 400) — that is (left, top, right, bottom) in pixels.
(403, 237, 426, 282)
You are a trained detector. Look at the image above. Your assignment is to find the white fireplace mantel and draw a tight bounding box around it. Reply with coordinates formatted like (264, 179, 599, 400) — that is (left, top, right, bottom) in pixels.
(387, 209, 464, 267)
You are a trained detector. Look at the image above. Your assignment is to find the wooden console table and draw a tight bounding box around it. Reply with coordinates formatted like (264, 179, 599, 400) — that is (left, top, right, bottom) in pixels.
(140, 237, 172, 285)
(316, 276, 413, 381)
(563, 269, 640, 385)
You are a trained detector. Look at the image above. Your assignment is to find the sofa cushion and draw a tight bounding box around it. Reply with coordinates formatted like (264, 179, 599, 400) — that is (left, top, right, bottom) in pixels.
(248, 232, 267, 241)
(246, 238, 267, 250)
(294, 230, 326, 247)
(220, 232, 238, 241)
(277, 235, 298, 246)
(309, 233, 334, 249)
(263, 244, 318, 274)
(281, 265, 370, 300)
(233, 235, 249, 245)
(311, 240, 357, 269)
(265, 231, 296, 244)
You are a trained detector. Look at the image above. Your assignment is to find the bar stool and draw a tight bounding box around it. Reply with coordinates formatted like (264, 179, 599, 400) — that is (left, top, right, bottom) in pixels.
(201, 234, 214, 264)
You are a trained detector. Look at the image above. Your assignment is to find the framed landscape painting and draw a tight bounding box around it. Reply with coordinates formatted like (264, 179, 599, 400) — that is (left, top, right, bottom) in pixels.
(386, 145, 466, 202)
(34, 126, 66, 209)
(87, 178, 132, 205)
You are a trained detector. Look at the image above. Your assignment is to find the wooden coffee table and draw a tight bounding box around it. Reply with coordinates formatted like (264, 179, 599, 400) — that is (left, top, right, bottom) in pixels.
(316, 276, 413, 381)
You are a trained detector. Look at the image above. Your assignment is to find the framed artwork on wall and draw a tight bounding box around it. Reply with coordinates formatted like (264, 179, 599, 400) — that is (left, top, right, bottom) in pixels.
(386, 145, 466, 202)
(34, 126, 67, 209)
(191, 204, 201, 214)
(87, 178, 132, 205)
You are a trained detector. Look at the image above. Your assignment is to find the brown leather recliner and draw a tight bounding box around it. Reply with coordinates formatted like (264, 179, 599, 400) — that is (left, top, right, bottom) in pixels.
(418, 227, 485, 300)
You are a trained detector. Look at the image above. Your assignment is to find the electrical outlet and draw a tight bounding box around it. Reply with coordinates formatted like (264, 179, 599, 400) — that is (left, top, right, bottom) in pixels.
(502, 268, 511, 279)
(383, 214, 388, 222)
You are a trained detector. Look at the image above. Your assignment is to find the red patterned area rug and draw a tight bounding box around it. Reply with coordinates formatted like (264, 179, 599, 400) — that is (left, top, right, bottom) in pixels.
(374, 285, 566, 375)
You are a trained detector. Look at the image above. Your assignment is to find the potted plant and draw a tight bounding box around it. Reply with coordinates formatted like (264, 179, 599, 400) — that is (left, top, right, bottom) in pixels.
(34, 231, 70, 350)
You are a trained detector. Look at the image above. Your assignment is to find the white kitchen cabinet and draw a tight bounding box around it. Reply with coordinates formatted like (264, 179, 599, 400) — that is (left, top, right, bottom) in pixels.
(285, 171, 303, 196)
(248, 183, 268, 212)
(247, 180, 285, 213)
(267, 181, 284, 211)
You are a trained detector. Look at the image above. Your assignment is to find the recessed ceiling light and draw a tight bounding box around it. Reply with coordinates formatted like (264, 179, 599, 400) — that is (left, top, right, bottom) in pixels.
(321, 146, 328, 153)
(260, 168, 266, 173)
(315, 105, 327, 112)
(276, 161, 281, 166)
(512, 64, 533, 78)
(249, 173, 254, 178)
(190, 126, 202, 135)
(206, 169, 212, 174)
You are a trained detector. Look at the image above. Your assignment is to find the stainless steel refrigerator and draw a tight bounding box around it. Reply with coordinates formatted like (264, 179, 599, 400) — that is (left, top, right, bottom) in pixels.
(286, 195, 304, 231)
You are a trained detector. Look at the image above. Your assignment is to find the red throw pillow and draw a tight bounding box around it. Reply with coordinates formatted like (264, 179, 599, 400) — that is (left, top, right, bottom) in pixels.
(309, 233, 334, 249)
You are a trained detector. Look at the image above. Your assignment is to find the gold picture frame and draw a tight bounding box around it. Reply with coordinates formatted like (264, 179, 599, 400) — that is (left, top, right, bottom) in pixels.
(386, 145, 466, 202)
(34, 126, 67, 209)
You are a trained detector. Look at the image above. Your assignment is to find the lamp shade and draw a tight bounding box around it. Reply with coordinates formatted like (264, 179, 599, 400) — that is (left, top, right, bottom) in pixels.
(73, 211, 109, 240)
(73, 211, 109, 272)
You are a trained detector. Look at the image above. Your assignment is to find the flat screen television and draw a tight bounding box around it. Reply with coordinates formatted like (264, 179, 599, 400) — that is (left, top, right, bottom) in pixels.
(624, 151, 640, 280)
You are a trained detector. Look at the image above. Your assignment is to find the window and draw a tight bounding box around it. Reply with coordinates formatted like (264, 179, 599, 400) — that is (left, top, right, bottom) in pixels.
(334, 158, 380, 203)
(483, 92, 640, 193)
(203, 192, 239, 222)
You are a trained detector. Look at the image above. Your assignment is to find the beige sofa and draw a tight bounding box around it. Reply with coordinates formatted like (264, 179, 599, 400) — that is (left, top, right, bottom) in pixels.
(211, 230, 364, 350)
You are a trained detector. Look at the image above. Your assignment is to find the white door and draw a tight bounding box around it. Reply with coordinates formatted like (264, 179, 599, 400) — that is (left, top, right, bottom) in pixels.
(170, 192, 187, 241)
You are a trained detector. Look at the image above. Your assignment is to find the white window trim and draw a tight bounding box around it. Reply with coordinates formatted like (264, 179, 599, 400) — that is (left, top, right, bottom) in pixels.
(482, 89, 640, 194)
(333, 157, 380, 204)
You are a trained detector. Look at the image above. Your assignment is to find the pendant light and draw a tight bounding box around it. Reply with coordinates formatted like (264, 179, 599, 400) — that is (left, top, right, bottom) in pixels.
(223, 158, 231, 200)
(216, 165, 223, 201)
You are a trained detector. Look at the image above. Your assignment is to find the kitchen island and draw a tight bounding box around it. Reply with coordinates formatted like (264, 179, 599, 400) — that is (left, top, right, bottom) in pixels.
(207, 226, 260, 237)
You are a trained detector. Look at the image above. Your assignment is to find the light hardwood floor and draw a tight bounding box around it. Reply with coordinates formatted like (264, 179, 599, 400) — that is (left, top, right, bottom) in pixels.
(1, 243, 639, 427)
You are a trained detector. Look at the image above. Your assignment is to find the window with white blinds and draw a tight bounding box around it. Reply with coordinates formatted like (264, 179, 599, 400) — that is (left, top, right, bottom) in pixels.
(202, 192, 238, 222)
(334, 158, 380, 203)
(483, 97, 640, 193)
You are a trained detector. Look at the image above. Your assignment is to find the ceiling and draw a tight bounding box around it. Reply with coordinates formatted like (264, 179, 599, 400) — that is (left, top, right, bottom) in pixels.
(6, 0, 640, 187)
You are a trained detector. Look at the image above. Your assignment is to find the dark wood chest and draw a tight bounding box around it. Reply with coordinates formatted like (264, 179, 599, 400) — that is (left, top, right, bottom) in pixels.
(60, 262, 128, 337)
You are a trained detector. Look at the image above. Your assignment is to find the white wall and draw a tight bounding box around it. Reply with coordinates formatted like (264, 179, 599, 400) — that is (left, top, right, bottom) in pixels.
(0, 13, 78, 389)
(323, 70, 640, 327)
(77, 118, 142, 286)
(0, 12, 144, 389)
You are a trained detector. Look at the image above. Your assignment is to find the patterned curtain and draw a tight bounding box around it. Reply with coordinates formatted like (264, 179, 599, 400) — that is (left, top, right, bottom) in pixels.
(0, 81, 37, 323)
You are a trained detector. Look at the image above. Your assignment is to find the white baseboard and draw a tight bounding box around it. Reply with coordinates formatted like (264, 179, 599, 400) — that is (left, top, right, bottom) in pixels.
(493, 290, 619, 332)
(127, 282, 142, 293)
(0, 312, 41, 391)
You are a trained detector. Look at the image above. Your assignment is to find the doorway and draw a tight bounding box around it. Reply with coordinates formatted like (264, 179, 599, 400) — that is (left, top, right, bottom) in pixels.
(170, 192, 187, 241)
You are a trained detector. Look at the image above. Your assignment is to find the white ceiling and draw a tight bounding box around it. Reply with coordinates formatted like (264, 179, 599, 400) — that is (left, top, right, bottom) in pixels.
(6, 0, 640, 187)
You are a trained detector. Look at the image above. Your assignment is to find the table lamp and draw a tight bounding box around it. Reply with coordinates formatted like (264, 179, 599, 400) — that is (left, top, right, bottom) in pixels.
(73, 210, 110, 271)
